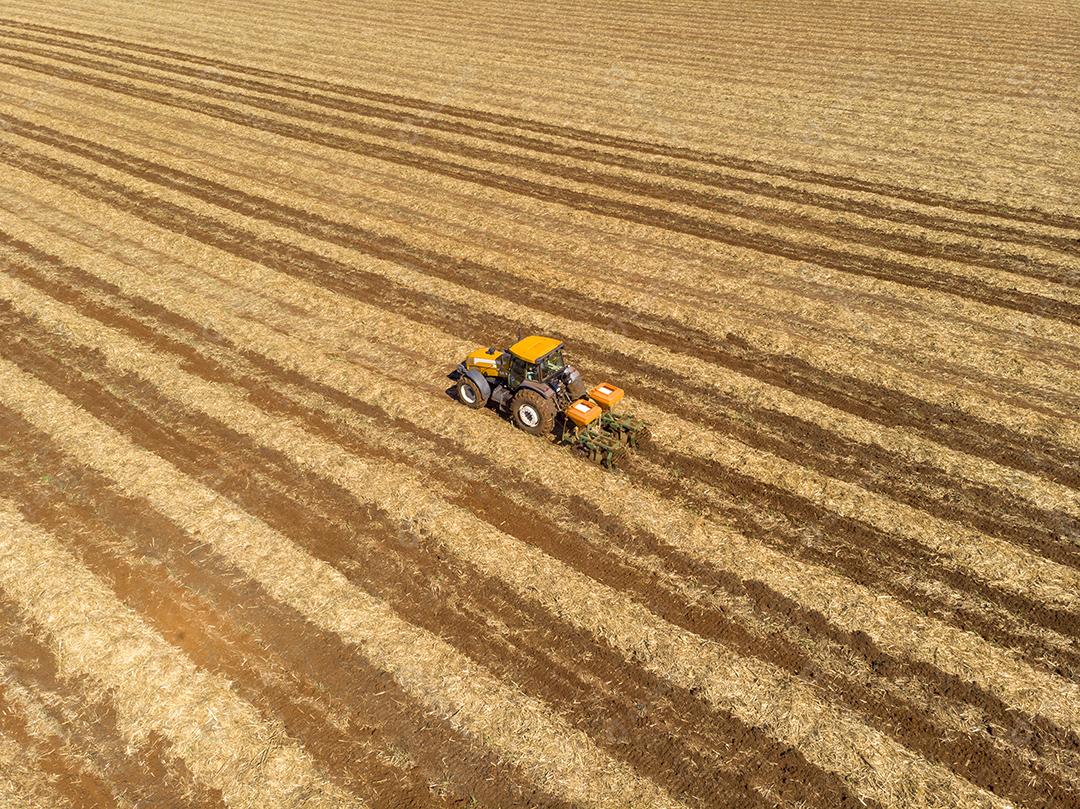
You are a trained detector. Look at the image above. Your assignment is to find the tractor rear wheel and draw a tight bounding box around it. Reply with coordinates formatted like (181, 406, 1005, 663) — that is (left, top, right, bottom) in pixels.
(457, 376, 487, 409)
(511, 389, 554, 436)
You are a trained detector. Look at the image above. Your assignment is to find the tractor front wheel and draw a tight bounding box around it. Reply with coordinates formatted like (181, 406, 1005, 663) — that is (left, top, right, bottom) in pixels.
(511, 389, 554, 436)
(457, 376, 487, 409)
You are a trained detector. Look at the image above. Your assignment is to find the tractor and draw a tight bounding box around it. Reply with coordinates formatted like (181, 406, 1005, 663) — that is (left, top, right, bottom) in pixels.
(454, 335, 648, 468)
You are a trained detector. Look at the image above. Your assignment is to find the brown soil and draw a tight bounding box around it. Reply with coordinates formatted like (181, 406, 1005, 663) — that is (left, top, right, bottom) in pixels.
(0, 3, 1077, 807)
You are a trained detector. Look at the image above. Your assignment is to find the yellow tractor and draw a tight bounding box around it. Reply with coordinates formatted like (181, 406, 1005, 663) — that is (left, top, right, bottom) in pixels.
(455, 335, 648, 468)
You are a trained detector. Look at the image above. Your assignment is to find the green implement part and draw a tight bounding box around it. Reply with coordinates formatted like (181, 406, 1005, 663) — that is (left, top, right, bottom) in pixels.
(566, 412, 649, 469)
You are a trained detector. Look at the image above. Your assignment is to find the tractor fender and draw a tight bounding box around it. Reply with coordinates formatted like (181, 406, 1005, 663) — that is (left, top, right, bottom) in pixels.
(463, 368, 492, 400)
(517, 380, 556, 399)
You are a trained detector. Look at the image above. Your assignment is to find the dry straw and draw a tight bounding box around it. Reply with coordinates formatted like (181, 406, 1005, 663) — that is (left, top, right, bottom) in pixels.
(0, 730, 73, 809)
(1, 141, 1076, 523)
(4, 54, 1077, 455)
(0, 274, 1015, 809)
(0, 501, 360, 809)
(0, 359, 684, 809)
(23, 60, 1075, 418)
(0, 216, 1077, 741)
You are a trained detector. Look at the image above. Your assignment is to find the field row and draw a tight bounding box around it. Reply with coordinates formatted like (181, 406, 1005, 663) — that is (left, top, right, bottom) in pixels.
(1, 2, 1078, 807)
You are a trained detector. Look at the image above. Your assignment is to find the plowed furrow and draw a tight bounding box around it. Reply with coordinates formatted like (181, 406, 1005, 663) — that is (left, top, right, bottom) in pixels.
(640, 451, 1080, 672)
(1, 5, 1077, 808)
(0, 411, 578, 809)
(2, 47, 1078, 326)
(10, 219, 1071, 744)
(210, 3, 1079, 107)
(0, 365, 691, 807)
(5, 224, 1078, 691)
(7, 77, 1077, 421)
(2, 20, 1078, 266)
(8, 39, 1080, 403)
(4, 259, 1075, 807)
(4, 189, 1075, 699)
(25, 0, 1080, 70)
(3, 14, 1078, 234)
(6, 137, 1080, 630)
(0, 503, 361, 808)
(6, 245, 1080, 798)
(0, 278, 1023, 809)
(12, 72, 1075, 412)
(15, 72, 1075, 427)
(0, 296, 872, 809)
(2, 189, 1076, 659)
(16, 0, 1080, 174)
(0, 599, 224, 809)
(2, 120, 1077, 549)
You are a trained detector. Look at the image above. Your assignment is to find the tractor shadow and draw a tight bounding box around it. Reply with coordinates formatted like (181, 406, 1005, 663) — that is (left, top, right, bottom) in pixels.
(444, 367, 462, 401)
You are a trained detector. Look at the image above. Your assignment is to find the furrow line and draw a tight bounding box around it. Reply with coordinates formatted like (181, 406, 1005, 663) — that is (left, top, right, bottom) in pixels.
(2, 171, 1080, 656)
(0, 500, 360, 809)
(2, 18, 1077, 260)
(0, 359, 685, 809)
(0, 409, 577, 809)
(6, 70, 1077, 419)
(3, 36, 1078, 307)
(3, 132, 1077, 603)
(6, 10, 1079, 233)
(0, 223, 1070, 742)
(3, 230, 1079, 800)
(8, 4, 1079, 171)
(0, 273, 1015, 809)
(0, 600, 222, 809)
(0, 338, 836, 809)
(3, 117, 1079, 540)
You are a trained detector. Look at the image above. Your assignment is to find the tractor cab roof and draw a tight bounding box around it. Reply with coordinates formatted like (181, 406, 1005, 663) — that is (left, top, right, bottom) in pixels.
(509, 335, 563, 364)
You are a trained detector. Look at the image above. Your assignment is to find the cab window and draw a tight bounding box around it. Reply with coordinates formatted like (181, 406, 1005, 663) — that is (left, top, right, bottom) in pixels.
(508, 357, 528, 387)
(538, 350, 565, 380)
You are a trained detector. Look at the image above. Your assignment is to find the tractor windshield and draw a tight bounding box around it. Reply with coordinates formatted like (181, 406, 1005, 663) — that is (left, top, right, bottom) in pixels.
(538, 349, 566, 379)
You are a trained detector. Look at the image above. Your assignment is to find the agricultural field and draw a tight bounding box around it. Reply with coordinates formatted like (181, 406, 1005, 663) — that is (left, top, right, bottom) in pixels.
(0, 0, 1078, 807)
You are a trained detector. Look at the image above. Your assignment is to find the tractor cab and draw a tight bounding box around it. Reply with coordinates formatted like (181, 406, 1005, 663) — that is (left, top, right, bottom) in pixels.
(507, 335, 563, 386)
